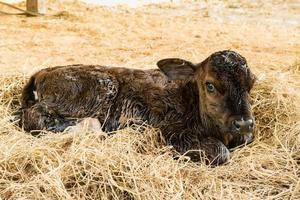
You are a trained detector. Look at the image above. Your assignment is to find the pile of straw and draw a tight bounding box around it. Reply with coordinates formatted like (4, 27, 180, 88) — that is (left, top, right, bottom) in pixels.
(0, 0, 299, 199)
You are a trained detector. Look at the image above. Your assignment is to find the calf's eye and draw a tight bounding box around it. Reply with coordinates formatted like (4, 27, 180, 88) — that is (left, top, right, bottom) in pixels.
(206, 82, 215, 93)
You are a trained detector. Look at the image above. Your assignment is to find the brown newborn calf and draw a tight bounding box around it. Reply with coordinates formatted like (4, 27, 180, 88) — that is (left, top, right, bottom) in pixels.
(19, 50, 256, 165)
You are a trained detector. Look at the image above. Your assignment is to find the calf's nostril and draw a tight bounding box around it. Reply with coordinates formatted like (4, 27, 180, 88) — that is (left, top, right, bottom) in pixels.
(232, 120, 241, 130)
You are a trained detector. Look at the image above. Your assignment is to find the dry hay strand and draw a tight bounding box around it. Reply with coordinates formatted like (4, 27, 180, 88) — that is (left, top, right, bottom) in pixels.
(0, 61, 299, 199)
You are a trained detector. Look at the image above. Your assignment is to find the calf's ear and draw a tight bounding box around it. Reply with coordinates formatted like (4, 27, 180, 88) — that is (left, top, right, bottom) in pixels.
(157, 58, 196, 80)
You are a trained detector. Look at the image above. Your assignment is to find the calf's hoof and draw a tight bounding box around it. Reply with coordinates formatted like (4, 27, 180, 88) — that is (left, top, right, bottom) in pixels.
(66, 118, 102, 133)
(186, 137, 230, 165)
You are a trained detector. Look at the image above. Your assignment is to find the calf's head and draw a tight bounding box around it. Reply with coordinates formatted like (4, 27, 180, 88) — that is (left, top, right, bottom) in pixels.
(157, 50, 256, 145)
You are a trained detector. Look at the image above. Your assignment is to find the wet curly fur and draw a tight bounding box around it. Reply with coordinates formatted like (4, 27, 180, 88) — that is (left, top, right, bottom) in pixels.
(19, 50, 256, 165)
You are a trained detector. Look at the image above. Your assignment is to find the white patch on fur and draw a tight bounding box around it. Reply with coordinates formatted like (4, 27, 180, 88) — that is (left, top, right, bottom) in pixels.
(33, 91, 38, 101)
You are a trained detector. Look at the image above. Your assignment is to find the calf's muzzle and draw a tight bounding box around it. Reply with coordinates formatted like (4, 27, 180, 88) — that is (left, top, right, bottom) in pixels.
(231, 117, 254, 134)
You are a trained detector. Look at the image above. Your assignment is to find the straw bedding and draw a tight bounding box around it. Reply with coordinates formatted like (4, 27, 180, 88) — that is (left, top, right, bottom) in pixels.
(0, 0, 299, 199)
